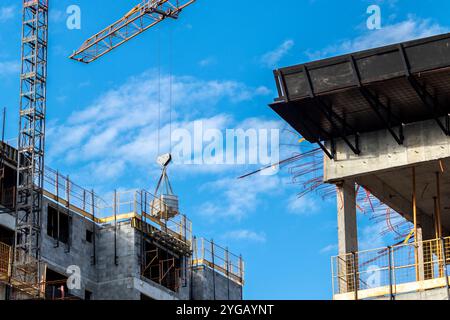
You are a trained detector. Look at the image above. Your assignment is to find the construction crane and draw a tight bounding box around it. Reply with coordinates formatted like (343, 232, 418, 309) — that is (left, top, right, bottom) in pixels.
(12, 0, 49, 292)
(69, 0, 195, 63)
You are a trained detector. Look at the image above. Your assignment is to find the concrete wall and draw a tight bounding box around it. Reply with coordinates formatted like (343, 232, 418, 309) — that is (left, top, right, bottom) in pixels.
(95, 222, 141, 300)
(374, 287, 450, 300)
(191, 266, 242, 300)
(41, 199, 97, 299)
(324, 118, 450, 182)
(0, 201, 243, 300)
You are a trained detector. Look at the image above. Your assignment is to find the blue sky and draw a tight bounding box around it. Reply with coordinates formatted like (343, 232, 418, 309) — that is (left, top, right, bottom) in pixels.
(1, 0, 450, 299)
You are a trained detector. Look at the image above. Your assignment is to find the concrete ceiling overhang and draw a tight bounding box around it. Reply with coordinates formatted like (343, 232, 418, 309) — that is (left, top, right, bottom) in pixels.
(269, 32, 450, 158)
(357, 158, 450, 237)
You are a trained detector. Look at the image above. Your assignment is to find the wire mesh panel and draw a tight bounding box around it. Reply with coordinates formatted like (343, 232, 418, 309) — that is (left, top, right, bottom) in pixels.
(0, 242, 10, 278)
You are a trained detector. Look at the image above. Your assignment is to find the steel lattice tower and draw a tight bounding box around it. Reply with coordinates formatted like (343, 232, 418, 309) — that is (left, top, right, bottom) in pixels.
(14, 0, 48, 273)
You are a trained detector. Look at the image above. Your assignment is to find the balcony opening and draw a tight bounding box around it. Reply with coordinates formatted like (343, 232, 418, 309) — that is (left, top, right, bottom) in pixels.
(142, 240, 182, 292)
(45, 269, 71, 300)
(0, 165, 16, 211)
(0, 225, 14, 246)
(47, 206, 70, 244)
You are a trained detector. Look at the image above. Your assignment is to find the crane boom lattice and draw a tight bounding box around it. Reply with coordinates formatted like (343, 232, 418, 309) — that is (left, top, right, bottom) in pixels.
(70, 0, 195, 63)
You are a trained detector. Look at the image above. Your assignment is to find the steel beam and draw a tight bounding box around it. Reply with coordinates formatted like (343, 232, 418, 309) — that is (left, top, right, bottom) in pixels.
(315, 98, 360, 155)
(349, 55, 405, 145)
(408, 76, 449, 135)
(398, 43, 449, 135)
(359, 88, 405, 145)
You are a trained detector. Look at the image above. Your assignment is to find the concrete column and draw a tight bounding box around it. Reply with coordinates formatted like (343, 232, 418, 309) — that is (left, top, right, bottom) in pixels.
(416, 227, 427, 281)
(336, 180, 358, 294)
(337, 180, 358, 255)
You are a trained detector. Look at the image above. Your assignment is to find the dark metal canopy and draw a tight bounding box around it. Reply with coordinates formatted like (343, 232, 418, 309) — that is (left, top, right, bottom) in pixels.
(270, 33, 450, 159)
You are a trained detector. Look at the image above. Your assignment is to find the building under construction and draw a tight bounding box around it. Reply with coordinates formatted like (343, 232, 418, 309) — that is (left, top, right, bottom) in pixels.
(271, 32, 450, 300)
(0, 0, 244, 301)
(0, 141, 244, 300)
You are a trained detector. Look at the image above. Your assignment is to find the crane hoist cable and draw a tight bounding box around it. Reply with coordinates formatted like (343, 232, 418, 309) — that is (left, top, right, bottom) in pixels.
(169, 23, 173, 154)
(0, 108, 6, 182)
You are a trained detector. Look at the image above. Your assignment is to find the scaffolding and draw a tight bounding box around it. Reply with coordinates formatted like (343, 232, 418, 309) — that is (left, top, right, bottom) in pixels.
(13, 0, 49, 293)
(0, 241, 46, 299)
(0, 141, 246, 298)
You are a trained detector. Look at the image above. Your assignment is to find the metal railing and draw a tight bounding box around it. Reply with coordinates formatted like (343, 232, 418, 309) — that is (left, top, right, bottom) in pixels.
(41, 167, 192, 243)
(103, 189, 193, 245)
(193, 238, 244, 285)
(332, 237, 450, 299)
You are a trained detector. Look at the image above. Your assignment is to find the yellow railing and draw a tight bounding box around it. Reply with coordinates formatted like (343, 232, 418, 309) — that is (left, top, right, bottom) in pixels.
(192, 238, 244, 285)
(332, 237, 450, 300)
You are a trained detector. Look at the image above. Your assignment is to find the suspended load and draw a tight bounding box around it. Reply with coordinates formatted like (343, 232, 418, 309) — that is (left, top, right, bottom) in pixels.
(151, 153, 179, 220)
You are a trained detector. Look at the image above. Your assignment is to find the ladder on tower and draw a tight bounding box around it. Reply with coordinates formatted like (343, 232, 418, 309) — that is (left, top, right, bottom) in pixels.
(12, 0, 49, 296)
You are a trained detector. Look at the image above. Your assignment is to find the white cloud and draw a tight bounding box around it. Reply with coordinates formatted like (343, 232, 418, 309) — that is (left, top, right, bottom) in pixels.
(306, 17, 448, 60)
(320, 244, 338, 255)
(0, 60, 20, 75)
(199, 57, 216, 67)
(287, 194, 320, 216)
(0, 5, 15, 23)
(49, 9, 65, 23)
(359, 223, 386, 250)
(260, 40, 295, 68)
(46, 70, 271, 183)
(198, 174, 283, 220)
(223, 230, 267, 243)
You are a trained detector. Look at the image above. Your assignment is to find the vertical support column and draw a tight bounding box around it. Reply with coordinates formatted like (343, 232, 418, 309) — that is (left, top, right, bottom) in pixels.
(435, 171, 444, 278)
(133, 191, 137, 215)
(65, 176, 71, 253)
(440, 238, 450, 300)
(225, 247, 230, 300)
(239, 255, 244, 284)
(416, 227, 426, 281)
(190, 236, 197, 300)
(91, 190, 96, 266)
(337, 180, 358, 254)
(139, 190, 145, 275)
(436, 171, 443, 238)
(336, 180, 358, 294)
(411, 167, 428, 282)
(113, 190, 118, 266)
(412, 167, 421, 281)
(182, 215, 187, 241)
(210, 239, 216, 300)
